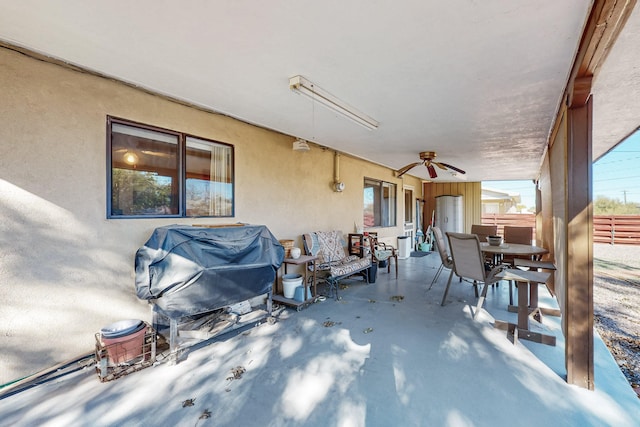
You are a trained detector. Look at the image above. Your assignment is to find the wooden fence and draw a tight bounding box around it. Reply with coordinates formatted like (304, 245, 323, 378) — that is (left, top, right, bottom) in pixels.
(593, 215, 640, 245)
(481, 214, 640, 245)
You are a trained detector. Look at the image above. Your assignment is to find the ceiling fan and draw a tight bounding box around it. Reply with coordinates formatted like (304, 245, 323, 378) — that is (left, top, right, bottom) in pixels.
(395, 151, 466, 179)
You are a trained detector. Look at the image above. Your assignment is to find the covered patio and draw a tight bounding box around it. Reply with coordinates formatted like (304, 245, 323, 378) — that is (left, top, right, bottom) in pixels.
(1, 255, 638, 426)
(1, 0, 640, 414)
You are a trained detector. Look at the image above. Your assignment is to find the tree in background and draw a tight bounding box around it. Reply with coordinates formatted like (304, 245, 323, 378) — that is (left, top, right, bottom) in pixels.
(112, 169, 174, 215)
(594, 195, 640, 215)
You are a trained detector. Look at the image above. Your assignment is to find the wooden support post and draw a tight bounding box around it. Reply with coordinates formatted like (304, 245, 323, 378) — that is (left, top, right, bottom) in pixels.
(565, 97, 594, 390)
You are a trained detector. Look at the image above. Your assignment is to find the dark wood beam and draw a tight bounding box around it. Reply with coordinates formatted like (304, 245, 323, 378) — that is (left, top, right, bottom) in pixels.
(567, 0, 637, 107)
(550, 0, 635, 389)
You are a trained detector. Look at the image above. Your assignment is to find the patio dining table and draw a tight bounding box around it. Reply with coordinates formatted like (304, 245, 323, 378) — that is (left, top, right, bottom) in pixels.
(480, 241, 549, 261)
(481, 242, 550, 308)
(481, 242, 553, 308)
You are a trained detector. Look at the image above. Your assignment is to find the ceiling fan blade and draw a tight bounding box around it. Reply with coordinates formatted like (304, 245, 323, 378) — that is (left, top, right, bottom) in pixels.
(426, 163, 438, 179)
(438, 162, 466, 175)
(395, 161, 423, 177)
(433, 162, 448, 171)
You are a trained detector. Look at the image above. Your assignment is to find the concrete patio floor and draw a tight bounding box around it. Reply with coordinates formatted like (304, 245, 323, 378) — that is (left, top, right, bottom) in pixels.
(1, 253, 639, 426)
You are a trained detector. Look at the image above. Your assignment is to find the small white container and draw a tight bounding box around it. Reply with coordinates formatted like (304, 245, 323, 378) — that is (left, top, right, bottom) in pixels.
(282, 273, 303, 298)
(290, 247, 301, 259)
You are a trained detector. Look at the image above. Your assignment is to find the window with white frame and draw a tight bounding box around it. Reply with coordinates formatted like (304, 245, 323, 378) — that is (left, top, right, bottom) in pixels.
(107, 117, 234, 218)
(363, 178, 397, 227)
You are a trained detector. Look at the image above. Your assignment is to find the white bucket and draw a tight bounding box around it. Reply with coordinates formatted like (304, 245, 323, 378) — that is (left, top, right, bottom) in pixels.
(282, 273, 303, 298)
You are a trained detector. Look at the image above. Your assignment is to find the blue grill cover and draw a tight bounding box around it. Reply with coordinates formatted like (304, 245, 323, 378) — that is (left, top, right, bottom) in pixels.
(135, 225, 284, 318)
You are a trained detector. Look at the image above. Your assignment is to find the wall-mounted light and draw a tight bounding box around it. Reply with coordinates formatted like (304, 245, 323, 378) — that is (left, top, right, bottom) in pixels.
(292, 138, 310, 151)
(289, 75, 379, 131)
(123, 151, 139, 165)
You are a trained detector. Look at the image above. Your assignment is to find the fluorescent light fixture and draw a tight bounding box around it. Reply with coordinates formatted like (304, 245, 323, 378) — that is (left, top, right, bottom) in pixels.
(289, 75, 379, 130)
(293, 138, 310, 151)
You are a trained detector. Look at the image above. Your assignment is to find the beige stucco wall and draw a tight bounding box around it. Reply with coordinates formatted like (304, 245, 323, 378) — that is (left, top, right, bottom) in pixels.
(0, 47, 422, 384)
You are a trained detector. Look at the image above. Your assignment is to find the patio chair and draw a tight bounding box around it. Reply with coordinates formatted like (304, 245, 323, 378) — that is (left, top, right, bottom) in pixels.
(471, 223, 499, 268)
(429, 226, 454, 290)
(470, 224, 498, 244)
(368, 234, 398, 278)
(503, 226, 533, 251)
(441, 232, 504, 319)
(302, 230, 371, 299)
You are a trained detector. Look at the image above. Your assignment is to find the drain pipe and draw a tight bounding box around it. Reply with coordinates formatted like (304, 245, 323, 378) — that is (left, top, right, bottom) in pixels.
(333, 152, 345, 192)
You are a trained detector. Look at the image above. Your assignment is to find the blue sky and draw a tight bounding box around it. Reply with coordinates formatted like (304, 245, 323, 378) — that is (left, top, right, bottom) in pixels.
(483, 129, 640, 209)
(593, 130, 640, 204)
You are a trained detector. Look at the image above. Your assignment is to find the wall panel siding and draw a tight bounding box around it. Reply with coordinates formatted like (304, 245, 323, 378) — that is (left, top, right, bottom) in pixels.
(423, 181, 482, 232)
(550, 111, 568, 328)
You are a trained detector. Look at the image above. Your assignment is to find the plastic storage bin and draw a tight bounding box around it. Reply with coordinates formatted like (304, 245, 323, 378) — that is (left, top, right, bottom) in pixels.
(397, 235, 411, 259)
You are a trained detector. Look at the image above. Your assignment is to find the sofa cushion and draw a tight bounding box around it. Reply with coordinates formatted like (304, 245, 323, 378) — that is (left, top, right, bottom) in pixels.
(329, 256, 371, 277)
(303, 231, 371, 280)
(314, 230, 347, 264)
(374, 248, 393, 261)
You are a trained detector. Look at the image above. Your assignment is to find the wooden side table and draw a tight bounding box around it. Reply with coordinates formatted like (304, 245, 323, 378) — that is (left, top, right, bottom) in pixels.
(273, 255, 318, 311)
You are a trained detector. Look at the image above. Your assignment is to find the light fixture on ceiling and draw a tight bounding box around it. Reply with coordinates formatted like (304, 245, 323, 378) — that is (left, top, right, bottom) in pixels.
(293, 138, 310, 151)
(289, 75, 379, 131)
(123, 151, 139, 165)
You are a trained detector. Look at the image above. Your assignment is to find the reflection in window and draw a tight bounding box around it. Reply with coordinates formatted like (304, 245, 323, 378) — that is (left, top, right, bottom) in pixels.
(186, 137, 233, 217)
(108, 117, 234, 218)
(364, 178, 396, 227)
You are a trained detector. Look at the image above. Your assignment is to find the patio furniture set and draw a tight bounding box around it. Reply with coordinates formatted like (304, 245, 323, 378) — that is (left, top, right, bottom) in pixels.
(130, 225, 399, 365)
(276, 230, 398, 304)
(434, 225, 558, 346)
(130, 222, 554, 371)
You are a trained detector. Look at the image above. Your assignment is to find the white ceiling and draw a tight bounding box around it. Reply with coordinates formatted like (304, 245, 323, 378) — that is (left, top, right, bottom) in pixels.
(592, 3, 640, 161)
(1, 1, 636, 181)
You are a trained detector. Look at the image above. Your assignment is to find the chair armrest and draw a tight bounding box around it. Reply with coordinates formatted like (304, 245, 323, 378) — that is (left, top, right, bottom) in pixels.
(377, 241, 396, 253)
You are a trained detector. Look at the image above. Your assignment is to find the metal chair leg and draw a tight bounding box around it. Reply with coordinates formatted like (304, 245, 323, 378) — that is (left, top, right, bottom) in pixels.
(474, 282, 490, 320)
(441, 268, 456, 306)
(326, 277, 338, 300)
(429, 263, 445, 288)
